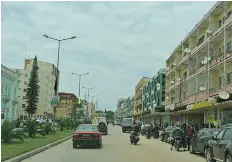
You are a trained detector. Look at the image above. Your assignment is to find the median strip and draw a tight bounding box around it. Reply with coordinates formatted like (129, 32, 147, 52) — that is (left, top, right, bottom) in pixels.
(2, 130, 73, 162)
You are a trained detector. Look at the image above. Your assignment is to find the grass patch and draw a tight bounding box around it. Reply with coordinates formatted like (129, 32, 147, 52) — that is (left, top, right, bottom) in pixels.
(1, 130, 73, 161)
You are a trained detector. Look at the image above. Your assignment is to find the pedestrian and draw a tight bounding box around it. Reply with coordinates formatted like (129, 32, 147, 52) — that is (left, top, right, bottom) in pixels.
(16, 118, 20, 128)
(186, 124, 194, 151)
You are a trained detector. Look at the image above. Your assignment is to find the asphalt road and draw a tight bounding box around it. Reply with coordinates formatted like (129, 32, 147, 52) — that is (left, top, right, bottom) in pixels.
(23, 125, 206, 162)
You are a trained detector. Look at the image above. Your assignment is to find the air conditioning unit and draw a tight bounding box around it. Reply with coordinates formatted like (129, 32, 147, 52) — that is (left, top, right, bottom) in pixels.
(172, 62, 176, 66)
(171, 81, 175, 84)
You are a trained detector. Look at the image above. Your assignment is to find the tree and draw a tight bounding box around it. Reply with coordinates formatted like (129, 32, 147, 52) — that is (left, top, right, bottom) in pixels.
(25, 56, 40, 117)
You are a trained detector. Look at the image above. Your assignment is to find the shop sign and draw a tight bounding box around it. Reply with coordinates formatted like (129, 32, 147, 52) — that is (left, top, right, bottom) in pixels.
(50, 96, 60, 106)
(192, 98, 216, 109)
(186, 104, 193, 110)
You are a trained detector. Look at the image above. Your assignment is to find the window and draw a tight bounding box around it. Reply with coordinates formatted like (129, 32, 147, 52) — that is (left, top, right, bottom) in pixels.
(222, 128, 232, 140)
(216, 129, 225, 139)
(23, 89, 27, 92)
(24, 81, 27, 85)
(22, 104, 25, 108)
(23, 96, 27, 100)
(214, 109, 218, 121)
(25, 74, 28, 77)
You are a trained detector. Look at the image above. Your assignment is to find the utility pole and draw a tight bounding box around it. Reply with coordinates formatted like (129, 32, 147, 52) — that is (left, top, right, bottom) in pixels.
(83, 86, 95, 119)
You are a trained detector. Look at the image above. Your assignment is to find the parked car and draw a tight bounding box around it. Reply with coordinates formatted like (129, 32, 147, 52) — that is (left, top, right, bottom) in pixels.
(205, 125, 232, 162)
(190, 128, 220, 154)
(72, 124, 102, 149)
(160, 126, 177, 143)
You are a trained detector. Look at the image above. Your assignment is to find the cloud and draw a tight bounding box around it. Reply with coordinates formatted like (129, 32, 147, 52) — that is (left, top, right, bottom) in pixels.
(1, 1, 216, 110)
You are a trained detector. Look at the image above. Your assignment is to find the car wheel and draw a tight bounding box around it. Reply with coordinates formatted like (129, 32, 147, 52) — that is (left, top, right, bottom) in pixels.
(189, 145, 195, 154)
(225, 153, 232, 162)
(73, 142, 77, 149)
(205, 148, 216, 162)
(97, 143, 102, 148)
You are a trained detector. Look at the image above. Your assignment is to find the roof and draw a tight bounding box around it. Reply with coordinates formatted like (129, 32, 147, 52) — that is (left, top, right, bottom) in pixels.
(58, 92, 77, 98)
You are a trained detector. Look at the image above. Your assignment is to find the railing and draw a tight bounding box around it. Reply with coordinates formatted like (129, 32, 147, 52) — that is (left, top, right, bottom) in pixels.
(196, 91, 208, 100)
(226, 82, 232, 92)
(188, 94, 196, 103)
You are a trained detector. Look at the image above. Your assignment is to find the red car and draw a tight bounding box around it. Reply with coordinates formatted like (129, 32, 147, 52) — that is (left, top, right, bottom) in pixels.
(72, 124, 102, 149)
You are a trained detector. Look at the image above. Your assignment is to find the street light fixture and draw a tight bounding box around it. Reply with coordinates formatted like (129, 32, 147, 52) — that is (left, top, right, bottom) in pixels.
(43, 34, 76, 120)
(71, 72, 89, 97)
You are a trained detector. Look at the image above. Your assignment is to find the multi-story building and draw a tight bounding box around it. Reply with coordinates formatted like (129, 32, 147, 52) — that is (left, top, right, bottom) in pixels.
(1, 65, 19, 122)
(116, 98, 126, 122)
(56, 92, 77, 119)
(132, 77, 151, 120)
(165, 1, 232, 127)
(122, 96, 134, 118)
(141, 68, 166, 123)
(17, 59, 60, 119)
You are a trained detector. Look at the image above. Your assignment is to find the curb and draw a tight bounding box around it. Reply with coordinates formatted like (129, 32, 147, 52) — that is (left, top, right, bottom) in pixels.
(3, 135, 72, 162)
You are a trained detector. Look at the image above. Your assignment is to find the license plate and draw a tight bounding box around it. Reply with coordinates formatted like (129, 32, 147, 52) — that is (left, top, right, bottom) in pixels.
(82, 134, 90, 136)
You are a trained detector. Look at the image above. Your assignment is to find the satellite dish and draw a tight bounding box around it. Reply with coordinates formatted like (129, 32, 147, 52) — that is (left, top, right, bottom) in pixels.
(166, 97, 169, 99)
(206, 29, 213, 34)
(199, 85, 206, 91)
(166, 67, 170, 71)
(156, 83, 160, 87)
(171, 81, 175, 84)
(172, 62, 176, 66)
(219, 91, 229, 100)
(184, 48, 191, 53)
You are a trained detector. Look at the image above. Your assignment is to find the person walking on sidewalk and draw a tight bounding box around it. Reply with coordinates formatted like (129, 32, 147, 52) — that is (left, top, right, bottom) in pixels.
(186, 124, 194, 151)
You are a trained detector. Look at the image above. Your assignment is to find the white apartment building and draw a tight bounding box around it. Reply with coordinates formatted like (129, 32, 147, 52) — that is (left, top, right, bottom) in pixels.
(17, 59, 60, 118)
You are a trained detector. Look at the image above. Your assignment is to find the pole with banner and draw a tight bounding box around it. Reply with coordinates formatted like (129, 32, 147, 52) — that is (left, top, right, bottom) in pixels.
(50, 96, 60, 120)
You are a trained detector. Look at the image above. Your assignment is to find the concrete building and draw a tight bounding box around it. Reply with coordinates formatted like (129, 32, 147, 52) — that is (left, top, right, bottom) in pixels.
(17, 59, 60, 119)
(1, 65, 20, 122)
(141, 68, 166, 124)
(165, 1, 232, 127)
(56, 92, 77, 119)
(115, 98, 126, 122)
(132, 77, 151, 120)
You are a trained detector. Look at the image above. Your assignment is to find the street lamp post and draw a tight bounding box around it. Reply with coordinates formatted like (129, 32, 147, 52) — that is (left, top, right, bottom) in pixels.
(43, 34, 76, 120)
(71, 72, 89, 97)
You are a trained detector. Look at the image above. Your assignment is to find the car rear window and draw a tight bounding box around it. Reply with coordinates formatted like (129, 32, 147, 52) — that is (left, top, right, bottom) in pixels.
(122, 119, 132, 125)
(77, 125, 98, 132)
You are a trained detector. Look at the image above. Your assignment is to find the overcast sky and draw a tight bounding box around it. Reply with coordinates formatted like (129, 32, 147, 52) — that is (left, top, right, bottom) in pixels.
(1, 1, 216, 111)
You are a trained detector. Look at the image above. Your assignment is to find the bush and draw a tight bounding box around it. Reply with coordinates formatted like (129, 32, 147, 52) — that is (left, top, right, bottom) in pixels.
(24, 119, 45, 137)
(1, 120, 27, 143)
(43, 122, 56, 135)
(58, 118, 65, 131)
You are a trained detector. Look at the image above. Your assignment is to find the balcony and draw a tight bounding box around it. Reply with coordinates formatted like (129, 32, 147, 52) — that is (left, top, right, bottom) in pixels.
(196, 91, 208, 101)
(1, 95, 10, 102)
(188, 94, 196, 103)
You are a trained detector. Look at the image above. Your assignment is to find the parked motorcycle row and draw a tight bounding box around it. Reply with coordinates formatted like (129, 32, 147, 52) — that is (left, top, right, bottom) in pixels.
(127, 123, 232, 162)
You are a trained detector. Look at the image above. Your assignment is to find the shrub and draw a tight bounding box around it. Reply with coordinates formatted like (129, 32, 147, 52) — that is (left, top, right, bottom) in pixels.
(1, 120, 27, 143)
(24, 119, 45, 137)
(43, 122, 56, 135)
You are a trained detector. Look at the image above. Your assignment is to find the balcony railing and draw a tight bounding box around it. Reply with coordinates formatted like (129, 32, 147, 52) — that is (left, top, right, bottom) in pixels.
(188, 94, 196, 103)
(226, 82, 232, 92)
(196, 91, 208, 101)
(1, 95, 11, 102)
(181, 99, 189, 106)
(197, 65, 207, 74)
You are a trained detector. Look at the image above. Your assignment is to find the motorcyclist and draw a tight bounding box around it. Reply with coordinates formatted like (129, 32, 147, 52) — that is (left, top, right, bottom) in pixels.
(170, 125, 186, 150)
(132, 122, 140, 134)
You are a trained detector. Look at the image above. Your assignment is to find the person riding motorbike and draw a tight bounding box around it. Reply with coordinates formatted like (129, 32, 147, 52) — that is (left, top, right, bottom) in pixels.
(170, 125, 186, 151)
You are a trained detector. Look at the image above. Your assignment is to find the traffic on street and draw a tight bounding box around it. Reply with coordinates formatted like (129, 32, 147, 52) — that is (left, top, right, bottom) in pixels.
(22, 124, 206, 162)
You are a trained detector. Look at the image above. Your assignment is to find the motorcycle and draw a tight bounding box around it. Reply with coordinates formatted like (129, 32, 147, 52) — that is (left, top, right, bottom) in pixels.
(152, 128, 159, 139)
(130, 131, 140, 145)
(174, 136, 185, 151)
(146, 128, 152, 139)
